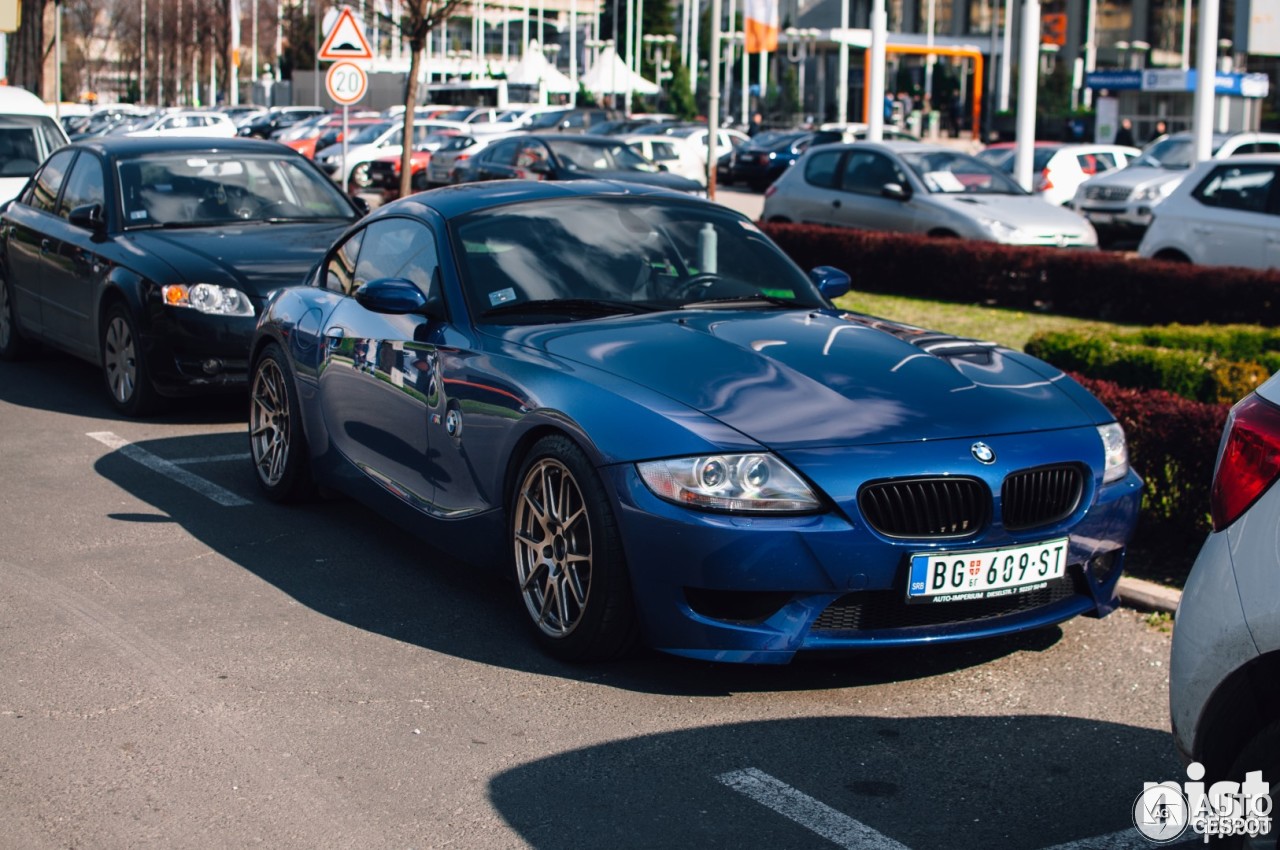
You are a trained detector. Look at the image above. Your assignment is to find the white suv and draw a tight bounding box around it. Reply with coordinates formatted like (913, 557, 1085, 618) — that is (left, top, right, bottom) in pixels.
(1070, 131, 1280, 245)
(1169, 371, 1280, 849)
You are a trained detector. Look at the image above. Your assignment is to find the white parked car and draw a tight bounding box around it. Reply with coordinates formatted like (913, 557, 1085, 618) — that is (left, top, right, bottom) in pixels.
(1070, 131, 1280, 244)
(978, 142, 1141, 207)
(0, 86, 68, 205)
(315, 119, 469, 191)
(125, 111, 238, 139)
(763, 141, 1097, 247)
(1170, 370, 1280, 849)
(625, 134, 709, 185)
(1139, 154, 1280, 269)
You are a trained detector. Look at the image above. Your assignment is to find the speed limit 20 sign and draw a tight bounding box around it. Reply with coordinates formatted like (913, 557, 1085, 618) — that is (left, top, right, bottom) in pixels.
(325, 61, 368, 106)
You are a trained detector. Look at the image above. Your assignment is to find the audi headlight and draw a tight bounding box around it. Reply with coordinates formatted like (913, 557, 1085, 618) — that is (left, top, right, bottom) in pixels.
(637, 453, 821, 513)
(1132, 182, 1174, 203)
(1098, 422, 1129, 484)
(162, 283, 255, 317)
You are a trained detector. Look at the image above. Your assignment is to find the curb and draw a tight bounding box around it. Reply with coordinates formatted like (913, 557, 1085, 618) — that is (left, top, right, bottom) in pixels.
(1118, 576, 1182, 615)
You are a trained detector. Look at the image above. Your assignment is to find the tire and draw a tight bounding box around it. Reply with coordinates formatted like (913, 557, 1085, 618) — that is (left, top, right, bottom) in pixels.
(511, 435, 638, 661)
(1154, 249, 1192, 263)
(0, 272, 30, 361)
(249, 343, 313, 502)
(101, 302, 161, 416)
(1216, 720, 1280, 849)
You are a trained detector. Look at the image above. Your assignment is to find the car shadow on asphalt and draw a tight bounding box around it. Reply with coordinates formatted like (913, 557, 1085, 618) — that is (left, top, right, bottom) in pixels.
(92, 431, 1072, 697)
(488, 715, 1192, 850)
(0, 346, 246, 425)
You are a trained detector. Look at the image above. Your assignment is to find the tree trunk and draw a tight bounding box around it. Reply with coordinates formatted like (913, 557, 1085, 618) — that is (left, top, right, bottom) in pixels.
(7, 0, 47, 95)
(398, 38, 423, 199)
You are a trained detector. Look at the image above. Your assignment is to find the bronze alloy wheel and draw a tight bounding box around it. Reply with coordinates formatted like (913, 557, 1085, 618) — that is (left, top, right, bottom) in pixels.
(250, 356, 291, 488)
(513, 456, 594, 639)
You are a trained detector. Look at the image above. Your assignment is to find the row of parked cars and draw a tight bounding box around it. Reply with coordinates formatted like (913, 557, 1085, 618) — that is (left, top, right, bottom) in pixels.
(2, 90, 1276, 843)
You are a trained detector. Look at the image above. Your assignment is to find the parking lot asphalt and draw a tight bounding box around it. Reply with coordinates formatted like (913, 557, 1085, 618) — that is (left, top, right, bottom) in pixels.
(1, 346, 1189, 849)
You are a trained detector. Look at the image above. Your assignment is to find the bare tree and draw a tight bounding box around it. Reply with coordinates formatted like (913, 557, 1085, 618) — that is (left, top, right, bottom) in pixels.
(396, 0, 469, 198)
(7, 0, 48, 95)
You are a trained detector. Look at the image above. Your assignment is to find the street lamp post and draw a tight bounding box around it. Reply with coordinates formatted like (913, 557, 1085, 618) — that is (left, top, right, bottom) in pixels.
(783, 27, 818, 122)
(643, 33, 676, 109)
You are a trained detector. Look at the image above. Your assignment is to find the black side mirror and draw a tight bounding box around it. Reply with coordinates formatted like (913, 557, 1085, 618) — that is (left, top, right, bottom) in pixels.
(354, 277, 442, 318)
(527, 159, 552, 175)
(809, 265, 851, 300)
(349, 195, 370, 216)
(882, 182, 912, 201)
(69, 203, 106, 234)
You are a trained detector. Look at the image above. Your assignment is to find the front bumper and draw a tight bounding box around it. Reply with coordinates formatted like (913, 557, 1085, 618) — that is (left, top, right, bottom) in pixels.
(602, 436, 1142, 664)
(1072, 201, 1154, 233)
(140, 306, 258, 396)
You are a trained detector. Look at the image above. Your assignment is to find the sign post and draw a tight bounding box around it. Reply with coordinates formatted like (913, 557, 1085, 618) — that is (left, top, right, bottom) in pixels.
(318, 7, 374, 194)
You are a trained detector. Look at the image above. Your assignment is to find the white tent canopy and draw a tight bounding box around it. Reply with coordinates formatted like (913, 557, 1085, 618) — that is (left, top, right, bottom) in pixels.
(508, 41, 577, 95)
(580, 44, 659, 96)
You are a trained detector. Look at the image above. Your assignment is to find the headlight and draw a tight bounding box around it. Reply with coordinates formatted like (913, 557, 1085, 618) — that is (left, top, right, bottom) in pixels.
(1132, 183, 1174, 202)
(1098, 422, 1129, 484)
(978, 216, 1021, 241)
(637, 453, 822, 513)
(162, 283, 255, 317)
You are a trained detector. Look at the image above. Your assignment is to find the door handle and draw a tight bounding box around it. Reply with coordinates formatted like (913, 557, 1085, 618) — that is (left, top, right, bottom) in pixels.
(832, 200, 842, 209)
(1192, 226, 1212, 234)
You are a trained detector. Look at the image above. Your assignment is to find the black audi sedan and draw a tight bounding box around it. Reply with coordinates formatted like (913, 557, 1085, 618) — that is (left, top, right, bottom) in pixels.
(462, 134, 704, 195)
(0, 136, 362, 415)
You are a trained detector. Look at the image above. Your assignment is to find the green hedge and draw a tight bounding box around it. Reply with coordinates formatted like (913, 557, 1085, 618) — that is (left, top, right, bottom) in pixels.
(760, 222, 1280, 326)
(1025, 326, 1276, 404)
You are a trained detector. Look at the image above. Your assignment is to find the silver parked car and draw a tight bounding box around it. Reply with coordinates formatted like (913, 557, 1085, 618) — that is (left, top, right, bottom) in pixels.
(763, 141, 1097, 248)
(1169, 370, 1280, 849)
(1069, 131, 1280, 245)
(1138, 154, 1280, 270)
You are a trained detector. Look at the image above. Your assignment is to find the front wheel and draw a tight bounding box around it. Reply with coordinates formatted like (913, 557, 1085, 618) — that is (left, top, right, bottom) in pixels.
(101, 303, 161, 416)
(511, 435, 637, 661)
(249, 343, 313, 501)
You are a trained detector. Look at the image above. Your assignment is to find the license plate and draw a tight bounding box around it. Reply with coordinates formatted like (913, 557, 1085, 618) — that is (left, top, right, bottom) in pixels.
(906, 538, 1069, 604)
(1083, 211, 1114, 224)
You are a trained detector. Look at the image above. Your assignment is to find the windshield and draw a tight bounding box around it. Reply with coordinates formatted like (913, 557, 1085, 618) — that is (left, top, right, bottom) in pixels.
(347, 122, 393, 145)
(526, 110, 571, 130)
(547, 139, 657, 172)
(1132, 137, 1215, 169)
(453, 197, 823, 323)
(117, 152, 357, 228)
(0, 116, 64, 179)
(900, 150, 1027, 195)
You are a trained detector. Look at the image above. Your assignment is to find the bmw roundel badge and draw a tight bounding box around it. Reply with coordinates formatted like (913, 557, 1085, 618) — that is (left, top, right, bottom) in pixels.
(971, 442, 996, 464)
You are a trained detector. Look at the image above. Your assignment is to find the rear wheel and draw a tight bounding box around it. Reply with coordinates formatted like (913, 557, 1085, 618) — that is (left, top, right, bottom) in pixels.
(511, 435, 637, 661)
(249, 343, 313, 501)
(101, 303, 161, 416)
(1217, 720, 1280, 849)
(1154, 249, 1192, 263)
(0, 273, 30, 361)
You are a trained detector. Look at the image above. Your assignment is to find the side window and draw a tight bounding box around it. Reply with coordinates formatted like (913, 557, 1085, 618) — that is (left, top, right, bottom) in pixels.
(352, 218, 439, 296)
(57, 152, 106, 218)
(325, 229, 365, 294)
(516, 143, 548, 170)
(805, 150, 842, 189)
(25, 148, 76, 213)
(651, 142, 678, 163)
(563, 112, 586, 129)
(1192, 165, 1277, 213)
(486, 138, 521, 166)
(840, 151, 902, 195)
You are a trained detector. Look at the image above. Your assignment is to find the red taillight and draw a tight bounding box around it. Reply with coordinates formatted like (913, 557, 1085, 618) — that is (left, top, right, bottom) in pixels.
(1037, 168, 1053, 192)
(456, 153, 470, 161)
(1211, 392, 1280, 531)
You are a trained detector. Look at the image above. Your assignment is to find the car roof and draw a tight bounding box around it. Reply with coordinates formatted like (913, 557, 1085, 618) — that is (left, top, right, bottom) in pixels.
(72, 135, 301, 158)
(372, 178, 710, 221)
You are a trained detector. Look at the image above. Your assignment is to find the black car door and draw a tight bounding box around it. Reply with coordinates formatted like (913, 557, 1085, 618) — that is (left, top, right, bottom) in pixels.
(4, 147, 77, 342)
(43, 150, 108, 356)
(473, 137, 522, 181)
(317, 217, 443, 510)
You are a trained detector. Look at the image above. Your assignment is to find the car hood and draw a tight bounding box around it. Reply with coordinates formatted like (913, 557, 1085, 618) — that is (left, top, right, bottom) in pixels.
(1079, 164, 1182, 192)
(568, 170, 702, 193)
(123, 221, 352, 299)
(933, 193, 1093, 232)
(505, 310, 1103, 449)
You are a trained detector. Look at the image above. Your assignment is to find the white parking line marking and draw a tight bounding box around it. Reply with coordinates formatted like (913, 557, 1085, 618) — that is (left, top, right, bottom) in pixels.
(717, 768, 912, 850)
(87, 432, 251, 507)
(1038, 830, 1160, 850)
(167, 453, 251, 465)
